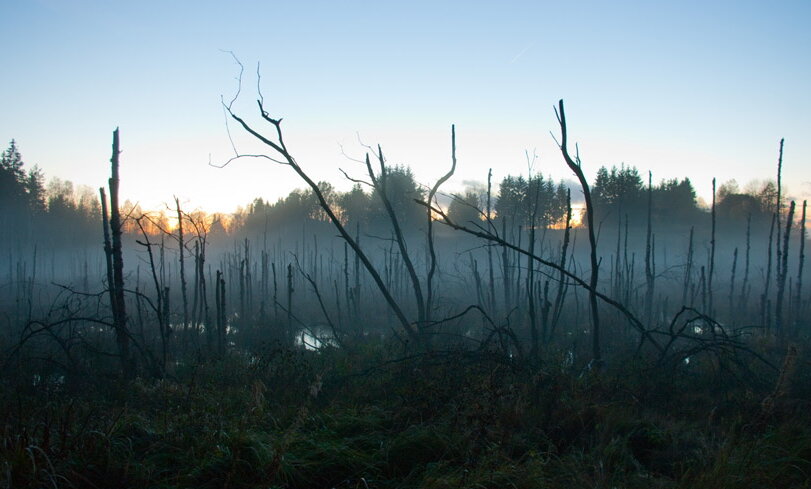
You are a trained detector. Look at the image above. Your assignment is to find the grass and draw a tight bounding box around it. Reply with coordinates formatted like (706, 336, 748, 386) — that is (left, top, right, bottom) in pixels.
(2, 341, 810, 488)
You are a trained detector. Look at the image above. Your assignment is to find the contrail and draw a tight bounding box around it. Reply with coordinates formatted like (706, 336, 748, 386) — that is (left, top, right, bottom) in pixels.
(510, 42, 534, 64)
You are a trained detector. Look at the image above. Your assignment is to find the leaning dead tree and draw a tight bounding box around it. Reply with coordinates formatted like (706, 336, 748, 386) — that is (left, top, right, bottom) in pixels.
(219, 64, 421, 345)
(219, 58, 467, 346)
(363, 150, 427, 327)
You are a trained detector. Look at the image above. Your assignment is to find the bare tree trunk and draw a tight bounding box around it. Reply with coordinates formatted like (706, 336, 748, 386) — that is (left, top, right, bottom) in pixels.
(645, 171, 654, 324)
(219, 270, 226, 354)
(762, 213, 777, 328)
(107, 129, 130, 375)
(239, 256, 246, 321)
(175, 197, 189, 334)
(708, 177, 716, 316)
(624, 216, 632, 306)
(776, 139, 784, 276)
(486, 168, 495, 313)
(426, 126, 457, 323)
(99, 187, 116, 324)
(795, 201, 807, 333)
(199, 238, 209, 336)
(135, 217, 167, 372)
(776, 201, 795, 335)
(527, 176, 541, 362)
(554, 100, 602, 366)
(502, 219, 511, 312)
(700, 266, 707, 314)
(287, 263, 294, 344)
(367, 150, 426, 327)
(549, 189, 572, 341)
(162, 286, 171, 343)
(682, 226, 694, 307)
(516, 226, 522, 309)
(215, 270, 224, 355)
(261, 249, 269, 310)
(740, 215, 751, 312)
(614, 207, 622, 299)
(527, 227, 538, 360)
(192, 240, 200, 330)
(343, 242, 350, 324)
(728, 247, 738, 324)
(540, 280, 551, 344)
(354, 224, 361, 320)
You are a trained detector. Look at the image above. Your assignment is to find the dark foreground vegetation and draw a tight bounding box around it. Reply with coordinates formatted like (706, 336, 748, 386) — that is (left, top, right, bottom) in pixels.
(4, 339, 811, 489)
(3, 94, 811, 487)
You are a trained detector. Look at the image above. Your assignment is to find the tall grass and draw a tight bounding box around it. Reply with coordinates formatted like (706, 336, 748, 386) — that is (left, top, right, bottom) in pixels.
(2, 339, 809, 488)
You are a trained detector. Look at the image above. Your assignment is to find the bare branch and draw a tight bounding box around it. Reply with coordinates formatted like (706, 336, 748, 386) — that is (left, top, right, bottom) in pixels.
(209, 153, 287, 169)
(221, 50, 244, 110)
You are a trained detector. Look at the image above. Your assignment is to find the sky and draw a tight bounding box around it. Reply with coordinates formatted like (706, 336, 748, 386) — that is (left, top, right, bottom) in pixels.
(1, 0, 810, 214)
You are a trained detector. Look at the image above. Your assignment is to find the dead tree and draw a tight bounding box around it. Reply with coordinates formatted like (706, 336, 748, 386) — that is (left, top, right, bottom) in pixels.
(219, 61, 467, 347)
(728, 247, 738, 323)
(175, 197, 189, 333)
(215, 270, 225, 355)
(682, 227, 694, 307)
(645, 171, 654, 324)
(287, 262, 294, 343)
(363, 150, 426, 326)
(526, 170, 542, 362)
(186, 212, 213, 334)
(424, 200, 663, 355)
(99, 187, 116, 325)
(220, 77, 420, 345)
(776, 139, 784, 275)
(708, 178, 716, 316)
(484, 169, 495, 313)
(554, 100, 603, 366)
(762, 213, 777, 328)
(548, 188, 572, 341)
(425, 126, 457, 323)
(740, 215, 751, 312)
(795, 201, 807, 332)
(135, 216, 168, 369)
(101, 129, 130, 375)
(776, 201, 795, 335)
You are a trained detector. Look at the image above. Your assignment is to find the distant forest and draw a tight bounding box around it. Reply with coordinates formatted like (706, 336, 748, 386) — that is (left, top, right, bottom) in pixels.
(0, 138, 782, 249)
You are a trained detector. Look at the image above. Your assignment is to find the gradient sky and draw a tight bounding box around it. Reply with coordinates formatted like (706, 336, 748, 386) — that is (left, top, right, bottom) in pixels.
(2, 0, 809, 213)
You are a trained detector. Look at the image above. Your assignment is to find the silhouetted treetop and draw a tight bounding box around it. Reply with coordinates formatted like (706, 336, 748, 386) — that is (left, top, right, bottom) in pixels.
(368, 165, 425, 231)
(590, 164, 700, 227)
(496, 174, 568, 227)
(592, 164, 645, 220)
(447, 190, 483, 226)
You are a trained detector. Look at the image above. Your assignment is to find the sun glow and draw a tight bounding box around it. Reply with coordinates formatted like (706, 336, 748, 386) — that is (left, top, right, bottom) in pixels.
(549, 205, 585, 229)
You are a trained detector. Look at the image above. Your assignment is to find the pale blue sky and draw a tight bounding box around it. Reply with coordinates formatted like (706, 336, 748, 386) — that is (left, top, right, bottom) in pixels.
(2, 0, 809, 212)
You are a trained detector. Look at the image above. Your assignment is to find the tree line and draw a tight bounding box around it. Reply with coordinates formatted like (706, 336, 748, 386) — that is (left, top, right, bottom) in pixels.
(1, 138, 788, 251)
(0, 140, 100, 249)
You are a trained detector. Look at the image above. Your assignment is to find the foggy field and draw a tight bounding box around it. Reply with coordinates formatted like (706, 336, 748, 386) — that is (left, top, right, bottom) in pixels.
(3, 1, 811, 484)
